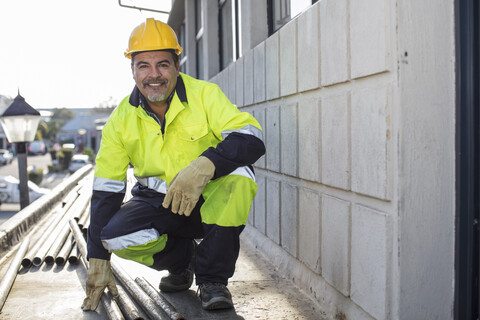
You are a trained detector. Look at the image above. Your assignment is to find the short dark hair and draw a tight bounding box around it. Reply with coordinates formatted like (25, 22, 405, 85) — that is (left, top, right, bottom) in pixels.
(131, 49, 179, 66)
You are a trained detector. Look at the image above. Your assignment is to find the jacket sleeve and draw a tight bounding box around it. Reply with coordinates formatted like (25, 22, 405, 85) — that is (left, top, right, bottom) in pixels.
(202, 133, 265, 179)
(87, 114, 130, 260)
(200, 83, 265, 179)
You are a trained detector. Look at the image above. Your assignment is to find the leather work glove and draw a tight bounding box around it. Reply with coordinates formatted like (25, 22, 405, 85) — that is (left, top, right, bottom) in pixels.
(81, 258, 118, 311)
(163, 156, 215, 216)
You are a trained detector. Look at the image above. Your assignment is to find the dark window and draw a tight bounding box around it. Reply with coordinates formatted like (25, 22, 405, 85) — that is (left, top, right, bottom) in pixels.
(195, 0, 204, 79)
(267, 0, 318, 35)
(179, 21, 187, 74)
(219, 0, 239, 71)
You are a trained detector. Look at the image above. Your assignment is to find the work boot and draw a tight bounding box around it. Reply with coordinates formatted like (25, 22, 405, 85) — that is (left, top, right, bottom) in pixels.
(197, 283, 233, 310)
(159, 242, 195, 292)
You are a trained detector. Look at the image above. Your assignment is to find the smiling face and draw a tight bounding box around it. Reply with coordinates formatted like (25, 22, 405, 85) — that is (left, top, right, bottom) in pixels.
(131, 50, 180, 107)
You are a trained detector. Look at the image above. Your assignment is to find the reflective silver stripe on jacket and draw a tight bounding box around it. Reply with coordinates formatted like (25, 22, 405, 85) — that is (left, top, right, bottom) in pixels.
(136, 176, 168, 194)
(102, 228, 160, 251)
(221, 124, 263, 141)
(228, 166, 255, 182)
(93, 177, 126, 193)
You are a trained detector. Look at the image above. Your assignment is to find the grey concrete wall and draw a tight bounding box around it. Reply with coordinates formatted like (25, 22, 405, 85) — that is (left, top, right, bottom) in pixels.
(397, 0, 456, 318)
(209, 0, 456, 319)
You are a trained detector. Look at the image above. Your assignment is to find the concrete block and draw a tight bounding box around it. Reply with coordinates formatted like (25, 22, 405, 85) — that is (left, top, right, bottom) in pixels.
(351, 205, 390, 319)
(298, 187, 321, 272)
(298, 99, 320, 182)
(281, 182, 297, 256)
(321, 195, 350, 296)
(253, 109, 266, 168)
(321, 93, 349, 190)
(228, 63, 236, 105)
(247, 201, 254, 226)
(320, 0, 348, 86)
(266, 178, 280, 244)
(254, 42, 266, 103)
(209, 75, 218, 86)
(266, 107, 280, 172)
(280, 103, 298, 176)
(280, 20, 297, 96)
(266, 33, 280, 100)
(235, 56, 244, 107)
(350, 0, 390, 79)
(253, 174, 266, 234)
(298, 4, 320, 92)
(244, 50, 254, 106)
(351, 86, 390, 199)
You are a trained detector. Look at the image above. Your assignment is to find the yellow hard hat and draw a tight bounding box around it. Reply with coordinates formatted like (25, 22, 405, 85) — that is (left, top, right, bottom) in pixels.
(125, 18, 183, 59)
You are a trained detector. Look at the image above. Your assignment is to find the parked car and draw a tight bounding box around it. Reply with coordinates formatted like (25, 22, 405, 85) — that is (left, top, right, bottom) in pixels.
(0, 149, 14, 165)
(28, 140, 47, 155)
(68, 154, 91, 173)
(0, 175, 50, 204)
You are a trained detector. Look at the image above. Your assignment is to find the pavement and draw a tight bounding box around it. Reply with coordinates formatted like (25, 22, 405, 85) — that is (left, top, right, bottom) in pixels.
(0, 171, 327, 320)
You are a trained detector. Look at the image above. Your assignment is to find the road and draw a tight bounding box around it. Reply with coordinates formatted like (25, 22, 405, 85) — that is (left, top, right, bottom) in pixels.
(0, 153, 62, 225)
(0, 153, 53, 179)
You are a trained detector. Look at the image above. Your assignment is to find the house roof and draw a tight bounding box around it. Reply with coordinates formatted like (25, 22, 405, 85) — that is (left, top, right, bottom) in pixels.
(60, 114, 109, 132)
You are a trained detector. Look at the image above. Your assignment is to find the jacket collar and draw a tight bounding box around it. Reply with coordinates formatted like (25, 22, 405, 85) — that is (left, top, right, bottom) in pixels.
(128, 74, 188, 108)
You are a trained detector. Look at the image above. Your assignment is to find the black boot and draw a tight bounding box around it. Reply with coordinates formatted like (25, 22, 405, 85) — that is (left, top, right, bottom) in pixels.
(159, 241, 195, 292)
(197, 283, 233, 310)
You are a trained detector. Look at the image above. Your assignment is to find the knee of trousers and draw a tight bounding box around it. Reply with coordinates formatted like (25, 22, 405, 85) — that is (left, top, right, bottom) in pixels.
(102, 230, 168, 267)
(201, 174, 257, 227)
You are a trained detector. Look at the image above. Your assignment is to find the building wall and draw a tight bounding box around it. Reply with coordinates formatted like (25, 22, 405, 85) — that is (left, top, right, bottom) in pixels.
(171, 0, 456, 318)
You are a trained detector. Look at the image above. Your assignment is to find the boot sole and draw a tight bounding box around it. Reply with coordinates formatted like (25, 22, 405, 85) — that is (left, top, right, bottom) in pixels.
(201, 297, 233, 310)
(159, 282, 192, 292)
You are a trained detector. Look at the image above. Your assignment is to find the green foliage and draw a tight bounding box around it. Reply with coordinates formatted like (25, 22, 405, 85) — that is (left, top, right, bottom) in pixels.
(36, 121, 48, 141)
(52, 108, 75, 121)
(28, 168, 44, 185)
(82, 147, 95, 161)
(44, 108, 76, 141)
(57, 147, 74, 171)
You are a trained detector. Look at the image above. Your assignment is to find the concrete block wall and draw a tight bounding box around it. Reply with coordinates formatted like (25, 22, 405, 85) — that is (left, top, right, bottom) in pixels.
(210, 1, 396, 318)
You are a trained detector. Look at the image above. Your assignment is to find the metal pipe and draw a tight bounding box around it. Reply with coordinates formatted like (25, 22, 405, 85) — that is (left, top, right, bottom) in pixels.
(67, 243, 79, 265)
(45, 193, 91, 264)
(68, 219, 88, 261)
(0, 237, 29, 311)
(115, 286, 147, 320)
(70, 220, 125, 320)
(111, 259, 170, 320)
(55, 234, 74, 266)
(22, 205, 65, 268)
(135, 277, 186, 320)
(77, 203, 91, 229)
(102, 291, 126, 320)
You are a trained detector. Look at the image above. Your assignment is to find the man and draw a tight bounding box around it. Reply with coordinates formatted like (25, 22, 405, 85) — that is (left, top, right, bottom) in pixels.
(81, 18, 265, 312)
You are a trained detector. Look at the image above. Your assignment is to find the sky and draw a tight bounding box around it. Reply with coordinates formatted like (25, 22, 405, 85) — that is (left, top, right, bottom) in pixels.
(0, 0, 171, 109)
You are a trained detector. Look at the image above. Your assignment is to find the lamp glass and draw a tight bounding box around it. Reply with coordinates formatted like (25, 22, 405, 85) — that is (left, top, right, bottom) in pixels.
(0, 115, 41, 143)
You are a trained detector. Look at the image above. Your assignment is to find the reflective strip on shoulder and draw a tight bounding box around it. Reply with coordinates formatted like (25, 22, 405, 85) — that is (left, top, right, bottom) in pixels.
(93, 177, 126, 193)
(221, 124, 263, 141)
(228, 166, 255, 182)
(136, 176, 167, 194)
(102, 228, 160, 251)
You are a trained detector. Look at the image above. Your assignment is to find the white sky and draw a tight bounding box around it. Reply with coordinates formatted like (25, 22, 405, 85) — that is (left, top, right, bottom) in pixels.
(0, 0, 170, 109)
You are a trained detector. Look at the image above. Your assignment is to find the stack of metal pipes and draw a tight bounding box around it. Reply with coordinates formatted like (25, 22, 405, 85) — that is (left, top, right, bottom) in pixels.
(0, 172, 186, 320)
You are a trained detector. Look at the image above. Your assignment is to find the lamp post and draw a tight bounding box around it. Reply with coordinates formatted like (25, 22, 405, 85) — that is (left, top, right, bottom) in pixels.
(0, 93, 41, 209)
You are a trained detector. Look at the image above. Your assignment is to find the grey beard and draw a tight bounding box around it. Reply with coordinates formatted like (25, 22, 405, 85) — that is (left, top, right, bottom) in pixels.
(147, 93, 167, 102)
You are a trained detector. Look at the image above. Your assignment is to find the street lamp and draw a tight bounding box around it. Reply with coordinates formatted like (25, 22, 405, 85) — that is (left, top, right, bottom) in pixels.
(0, 93, 41, 209)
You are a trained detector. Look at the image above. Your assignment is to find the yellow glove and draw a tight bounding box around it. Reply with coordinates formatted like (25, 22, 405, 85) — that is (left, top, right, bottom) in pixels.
(163, 156, 215, 216)
(81, 258, 118, 311)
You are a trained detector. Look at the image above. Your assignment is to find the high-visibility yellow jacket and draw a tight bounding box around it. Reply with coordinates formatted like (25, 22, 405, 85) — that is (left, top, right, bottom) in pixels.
(87, 73, 265, 260)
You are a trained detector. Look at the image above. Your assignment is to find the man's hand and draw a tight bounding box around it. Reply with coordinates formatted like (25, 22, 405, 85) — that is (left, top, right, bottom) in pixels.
(81, 258, 118, 311)
(163, 156, 215, 216)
